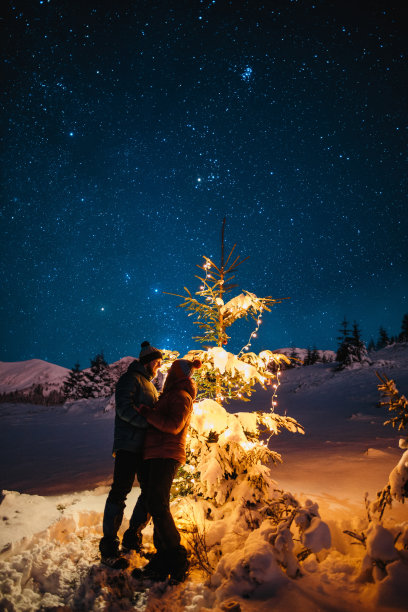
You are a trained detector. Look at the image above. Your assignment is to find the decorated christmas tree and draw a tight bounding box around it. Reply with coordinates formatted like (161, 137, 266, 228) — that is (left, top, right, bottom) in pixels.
(164, 219, 304, 510)
(163, 221, 331, 582)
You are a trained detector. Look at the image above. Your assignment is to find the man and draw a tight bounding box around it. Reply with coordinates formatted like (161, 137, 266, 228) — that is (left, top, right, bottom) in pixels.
(99, 341, 162, 568)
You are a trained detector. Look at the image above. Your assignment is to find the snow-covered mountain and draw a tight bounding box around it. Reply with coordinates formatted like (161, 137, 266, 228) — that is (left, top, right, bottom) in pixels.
(0, 356, 137, 397)
(107, 355, 136, 381)
(0, 359, 69, 394)
(275, 346, 336, 362)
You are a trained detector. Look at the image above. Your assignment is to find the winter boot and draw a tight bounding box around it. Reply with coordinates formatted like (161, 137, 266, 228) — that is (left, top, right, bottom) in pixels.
(131, 551, 169, 582)
(99, 536, 129, 570)
(168, 546, 189, 584)
(122, 528, 142, 552)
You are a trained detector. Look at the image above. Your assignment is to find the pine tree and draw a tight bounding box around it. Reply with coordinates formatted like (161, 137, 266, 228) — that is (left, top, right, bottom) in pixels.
(336, 317, 352, 365)
(399, 313, 408, 343)
(337, 317, 350, 344)
(367, 338, 376, 353)
(310, 346, 320, 365)
(63, 363, 86, 401)
(167, 218, 304, 508)
(351, 321, 365, 360)
(289, 346, 300, 368)
(377, 326, 390, 350)
(336, 319, 370, 368)
(85, 352, 114, 398)
(303, 346, 312, 366)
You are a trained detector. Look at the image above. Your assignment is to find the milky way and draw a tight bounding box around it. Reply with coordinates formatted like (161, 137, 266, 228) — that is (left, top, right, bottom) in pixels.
(1, 0, 407, 368)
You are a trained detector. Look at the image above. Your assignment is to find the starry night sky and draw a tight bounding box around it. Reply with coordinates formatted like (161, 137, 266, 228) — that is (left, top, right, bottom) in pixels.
(1, 0, 407, 369)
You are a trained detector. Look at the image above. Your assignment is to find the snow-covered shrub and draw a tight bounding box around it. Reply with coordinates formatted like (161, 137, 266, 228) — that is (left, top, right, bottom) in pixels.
(175, 490, 331, 598)
(355, 521, 408, 609)
(342, 374, 408, 601)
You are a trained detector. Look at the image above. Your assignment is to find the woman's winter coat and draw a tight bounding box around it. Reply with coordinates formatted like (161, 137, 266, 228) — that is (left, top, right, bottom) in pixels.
(141, 369, 197, 465)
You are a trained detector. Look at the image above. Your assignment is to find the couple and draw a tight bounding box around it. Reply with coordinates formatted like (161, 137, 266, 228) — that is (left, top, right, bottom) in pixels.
(99, 341, 201, 583)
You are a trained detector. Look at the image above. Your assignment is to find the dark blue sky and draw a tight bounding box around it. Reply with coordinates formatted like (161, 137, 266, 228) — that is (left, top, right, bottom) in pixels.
(1, 0, 407, 368)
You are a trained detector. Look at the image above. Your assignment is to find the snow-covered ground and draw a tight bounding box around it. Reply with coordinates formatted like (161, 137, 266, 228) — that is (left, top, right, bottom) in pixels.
(0, 344, 407, 611)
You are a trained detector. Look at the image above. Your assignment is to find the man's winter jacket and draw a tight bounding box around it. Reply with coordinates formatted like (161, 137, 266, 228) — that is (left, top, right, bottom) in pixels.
(141, 373, 196, 465)
(113, 360, 159, 454)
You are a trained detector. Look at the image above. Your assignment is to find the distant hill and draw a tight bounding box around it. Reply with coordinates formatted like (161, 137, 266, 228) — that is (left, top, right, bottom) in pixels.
(0, 356, 137, 404)
(0, 359, 69, 394)
(275, 347, 336, 363)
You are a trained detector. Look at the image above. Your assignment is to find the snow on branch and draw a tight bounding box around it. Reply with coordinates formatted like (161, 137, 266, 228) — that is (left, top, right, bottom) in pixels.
(219, 291, 280, 327)
(184, 399, 304, 505)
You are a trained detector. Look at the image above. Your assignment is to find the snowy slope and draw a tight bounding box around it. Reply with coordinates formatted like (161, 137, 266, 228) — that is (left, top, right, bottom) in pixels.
(0, 359, 69, 394)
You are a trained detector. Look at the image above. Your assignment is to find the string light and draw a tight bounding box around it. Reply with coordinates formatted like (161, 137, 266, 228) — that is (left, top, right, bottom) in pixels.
(262, 361, 283, 447)
(270, 361, 282, 413)
(238, 306, 264, 357)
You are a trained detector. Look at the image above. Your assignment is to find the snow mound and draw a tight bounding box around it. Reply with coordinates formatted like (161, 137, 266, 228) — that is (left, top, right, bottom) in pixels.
(211, 520, 291, 601)
(365, 448, 389, 458)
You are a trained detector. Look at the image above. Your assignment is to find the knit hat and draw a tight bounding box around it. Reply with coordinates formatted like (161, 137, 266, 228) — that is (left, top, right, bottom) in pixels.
(177, 358, 202, 377)
(139, 341, 163, 365)
(162, 358, 202, 394)
(167, 358, 202, 381)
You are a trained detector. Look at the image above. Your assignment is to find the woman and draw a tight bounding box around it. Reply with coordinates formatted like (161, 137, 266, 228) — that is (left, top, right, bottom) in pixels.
(132, 357, 201, 583)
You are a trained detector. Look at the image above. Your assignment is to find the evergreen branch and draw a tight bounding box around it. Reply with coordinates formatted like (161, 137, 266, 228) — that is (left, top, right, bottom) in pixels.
(224, 243, 237, 268)
(376, 371, 408, 432)
(226, 254, 247, 273)
(227, 254, 251, 273)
